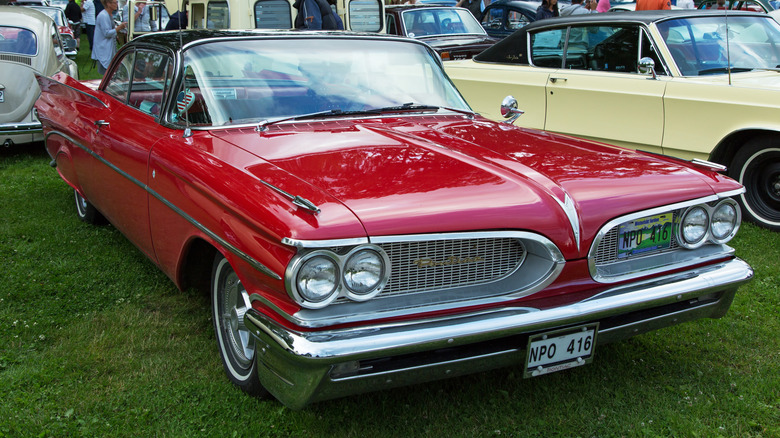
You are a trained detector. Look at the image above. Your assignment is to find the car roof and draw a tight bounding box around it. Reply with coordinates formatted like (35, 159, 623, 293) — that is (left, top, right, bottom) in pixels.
(129, 29, 424, 53)
(523, 9, 768, 30)
(0, 5, 55, 32)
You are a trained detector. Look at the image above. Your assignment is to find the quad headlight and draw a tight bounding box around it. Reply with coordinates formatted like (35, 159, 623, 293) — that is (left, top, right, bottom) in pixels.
(678, 199, 741, 249)
(288, 245, 390, 309)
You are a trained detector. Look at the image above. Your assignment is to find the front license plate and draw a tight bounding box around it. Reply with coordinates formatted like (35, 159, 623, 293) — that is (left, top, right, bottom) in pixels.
(524, 324, 598, 378)
(617, 213, 673, 259)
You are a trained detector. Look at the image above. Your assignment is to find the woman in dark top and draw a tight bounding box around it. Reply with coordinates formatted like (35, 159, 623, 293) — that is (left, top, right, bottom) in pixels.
(536, 0, 559, 20)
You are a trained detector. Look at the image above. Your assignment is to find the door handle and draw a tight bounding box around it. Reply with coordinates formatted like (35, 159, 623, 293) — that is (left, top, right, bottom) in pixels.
(94, 120, 109, 134)
(549, 77, 567, 84)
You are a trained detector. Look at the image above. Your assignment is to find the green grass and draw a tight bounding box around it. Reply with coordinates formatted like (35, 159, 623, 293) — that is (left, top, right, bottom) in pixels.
(2, 146, 778, 437)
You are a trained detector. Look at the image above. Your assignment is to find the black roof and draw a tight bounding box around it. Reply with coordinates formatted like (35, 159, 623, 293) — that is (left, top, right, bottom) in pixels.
(128, 29, 409, 52)
(524, 9, 767, 31)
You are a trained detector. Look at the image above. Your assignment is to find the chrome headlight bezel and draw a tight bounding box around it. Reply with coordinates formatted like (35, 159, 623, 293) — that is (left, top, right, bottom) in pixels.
(676, 199, 742, 249)
(678, 205, 710, 249)
(709, 198, 741, 244)
(286, 244, 391, 309)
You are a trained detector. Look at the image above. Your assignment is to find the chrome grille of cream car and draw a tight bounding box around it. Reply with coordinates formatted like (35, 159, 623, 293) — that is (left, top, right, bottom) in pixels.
(378, 237, 525, 296)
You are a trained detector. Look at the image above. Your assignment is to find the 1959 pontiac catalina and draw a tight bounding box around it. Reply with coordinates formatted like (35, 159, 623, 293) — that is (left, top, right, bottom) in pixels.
(35, 30, 753, 408)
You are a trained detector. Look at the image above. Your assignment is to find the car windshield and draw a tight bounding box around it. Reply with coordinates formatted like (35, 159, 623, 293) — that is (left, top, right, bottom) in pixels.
(402, 8, 486, 37)
(175, 38, 470, 127)
(0, 26, 38, 56)
(657, 16, 780, 76)
(30, 7, 66, 26)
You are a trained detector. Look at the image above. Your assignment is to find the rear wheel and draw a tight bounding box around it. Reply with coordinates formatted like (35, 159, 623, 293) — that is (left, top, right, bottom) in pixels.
(211, 254, 270, 397)
(74, 189, 105, 224)
(728, 137, 780, 232)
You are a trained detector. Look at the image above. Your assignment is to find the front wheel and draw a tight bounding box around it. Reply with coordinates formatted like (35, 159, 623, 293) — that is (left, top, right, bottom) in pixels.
(211, 253, 270, 397)
(728, 137, 780, 232)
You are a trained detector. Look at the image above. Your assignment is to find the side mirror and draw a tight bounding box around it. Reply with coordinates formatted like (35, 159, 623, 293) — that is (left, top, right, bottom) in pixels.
(638, 57, 657, 80)
(500, 95, 524, 124)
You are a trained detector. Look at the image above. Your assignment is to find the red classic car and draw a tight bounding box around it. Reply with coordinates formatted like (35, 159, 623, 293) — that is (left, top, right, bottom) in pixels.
(35, 30, 752, 408)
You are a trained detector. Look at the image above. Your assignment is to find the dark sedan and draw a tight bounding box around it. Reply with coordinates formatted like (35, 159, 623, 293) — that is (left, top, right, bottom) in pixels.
(385, 4, 498, 60)
(480, 0, 539, 39)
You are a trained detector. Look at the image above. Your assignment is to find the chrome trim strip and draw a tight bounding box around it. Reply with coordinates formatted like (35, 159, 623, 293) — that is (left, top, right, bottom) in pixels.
(243, 258, 752, 407)
(258, 180, 320, 214)
(44, 130, 281, 280)
(554, 193, 580, 251)
(588, 191, 746, 283)
(0, 122, 42, 134)
(281, 237, 370, 248)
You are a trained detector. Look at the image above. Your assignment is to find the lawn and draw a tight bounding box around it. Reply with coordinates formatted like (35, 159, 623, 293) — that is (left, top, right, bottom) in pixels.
(0, 37, 778, 437)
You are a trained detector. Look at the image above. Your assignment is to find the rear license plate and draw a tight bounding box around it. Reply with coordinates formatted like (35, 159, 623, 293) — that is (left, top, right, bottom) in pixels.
(0, 90, 4, 103)
(524, 324, 597, 378)
(618, 213, 673, 259)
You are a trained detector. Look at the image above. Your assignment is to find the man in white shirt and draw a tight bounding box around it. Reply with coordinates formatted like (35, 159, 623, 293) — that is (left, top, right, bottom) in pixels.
(82, 0, 96, 51)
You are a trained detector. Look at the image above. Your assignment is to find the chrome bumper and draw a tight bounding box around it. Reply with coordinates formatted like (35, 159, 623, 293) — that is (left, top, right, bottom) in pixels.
(1, 122, 42, 135)
(244, 258, 752, 409)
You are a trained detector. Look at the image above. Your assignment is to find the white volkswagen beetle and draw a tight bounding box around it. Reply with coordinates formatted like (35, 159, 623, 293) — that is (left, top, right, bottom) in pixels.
(0, 6, 78, 147)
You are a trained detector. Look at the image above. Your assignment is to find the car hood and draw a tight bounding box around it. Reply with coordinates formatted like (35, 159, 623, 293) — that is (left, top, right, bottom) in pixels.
(0, 63, 39, 123)
(211, 115, 739, 257)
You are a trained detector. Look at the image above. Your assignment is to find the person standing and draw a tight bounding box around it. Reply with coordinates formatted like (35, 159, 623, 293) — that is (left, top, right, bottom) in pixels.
(456, 0, 486, 21)
(82, 0, 96, 51)
(92, 0, 126, 76)
(560, 0, 589, 15)
(64, 0, 82, 49)
(535, 0, 559, 20)
(636, 0, 671, 10)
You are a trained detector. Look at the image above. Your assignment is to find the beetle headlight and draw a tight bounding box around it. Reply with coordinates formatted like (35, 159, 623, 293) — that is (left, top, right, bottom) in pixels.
(296, 255, 339, 307)
(710, 199, 740, 243)
(679, 206, 709, 248)
(343, 249, 386, 300)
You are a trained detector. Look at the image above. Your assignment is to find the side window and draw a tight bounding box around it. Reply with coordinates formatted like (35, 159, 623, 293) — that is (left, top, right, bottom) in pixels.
(572, 25, 639, 72)
(207, 1, 229, 29)
(530, 29, 565, 68)
(481, 7, 504, 30)
(104, 51, 135, 103)
(3, 28, 38, 56)
(640, 29, 666, 76)
(128, 50, 172, 119)
(254, 0, 292, 29)
(50, 23, 64, 61)
(507, 10, 531, 31)
(386, 15, 396, 34)
(348, 0, 382, 32)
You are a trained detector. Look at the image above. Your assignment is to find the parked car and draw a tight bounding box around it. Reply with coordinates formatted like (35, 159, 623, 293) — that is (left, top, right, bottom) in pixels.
(386, 5, 498, 59)
(480, 0, 539, 39)
(698, 0, 778, 12)
(0, 6, 77, 147)
(446, 10, 780, 232)
(26, 5, 78, 58)
(35, 29, 752, 408)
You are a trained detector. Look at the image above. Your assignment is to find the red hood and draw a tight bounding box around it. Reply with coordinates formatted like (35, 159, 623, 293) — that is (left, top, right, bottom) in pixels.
(211, 115, 741, 258)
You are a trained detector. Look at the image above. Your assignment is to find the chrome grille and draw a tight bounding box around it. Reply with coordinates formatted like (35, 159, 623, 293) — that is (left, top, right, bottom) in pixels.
(377, 237, 525, 296)
(594, 210, 681, 266)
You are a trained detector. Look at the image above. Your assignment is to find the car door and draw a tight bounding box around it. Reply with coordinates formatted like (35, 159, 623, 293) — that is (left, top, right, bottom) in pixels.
(542, 24, 667, 154)
(83, 48, 173, 260)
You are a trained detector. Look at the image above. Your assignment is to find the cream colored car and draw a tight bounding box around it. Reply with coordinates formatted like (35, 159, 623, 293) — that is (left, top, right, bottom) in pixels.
(446, 10, 780, 231)
(0, 6, 78, 147)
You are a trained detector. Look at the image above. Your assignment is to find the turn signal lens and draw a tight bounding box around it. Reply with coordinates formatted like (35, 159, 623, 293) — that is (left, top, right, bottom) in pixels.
(680, 206, 709, 248)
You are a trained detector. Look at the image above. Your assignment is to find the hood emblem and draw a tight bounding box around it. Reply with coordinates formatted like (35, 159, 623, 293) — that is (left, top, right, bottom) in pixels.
(414, 255, 485, 268)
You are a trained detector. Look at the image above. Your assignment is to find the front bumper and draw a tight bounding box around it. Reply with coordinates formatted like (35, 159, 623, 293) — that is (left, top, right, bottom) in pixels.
(244, 257, 752, 409)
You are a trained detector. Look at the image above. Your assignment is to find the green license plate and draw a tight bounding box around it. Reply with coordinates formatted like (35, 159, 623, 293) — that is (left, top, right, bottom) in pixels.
(617, 213, 673, 259)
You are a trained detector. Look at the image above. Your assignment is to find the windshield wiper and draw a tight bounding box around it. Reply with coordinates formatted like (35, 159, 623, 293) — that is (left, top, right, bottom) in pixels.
(698, 67, 754, 75)
(256, 103, 475, 131)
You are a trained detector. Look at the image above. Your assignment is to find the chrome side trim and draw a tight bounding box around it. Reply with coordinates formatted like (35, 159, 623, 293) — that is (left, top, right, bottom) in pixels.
(588, 192, 745, 283)
(259, 180, 320, 214)
(0, 122, 42, 134)
(44, 130, 281, 280)
(282, 237, 370, 248)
